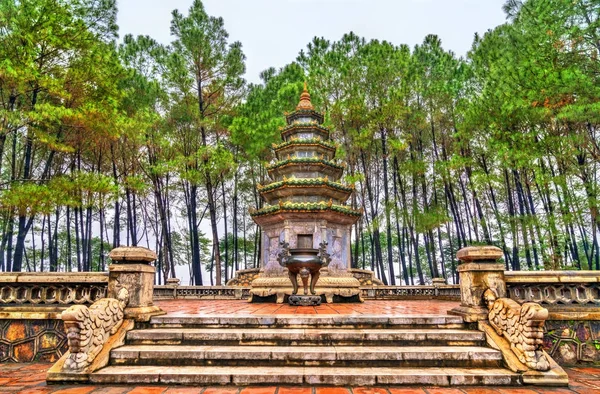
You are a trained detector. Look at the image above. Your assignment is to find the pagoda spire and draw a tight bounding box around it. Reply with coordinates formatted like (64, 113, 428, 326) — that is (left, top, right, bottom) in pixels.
(296, 81, 314, 111)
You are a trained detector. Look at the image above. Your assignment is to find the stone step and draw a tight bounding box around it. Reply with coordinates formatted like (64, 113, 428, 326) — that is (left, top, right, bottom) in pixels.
(150, 314, 465, 329)
(127, 327, 485, 346)
(111, 345, 502, 368)
(91, 365, 520, 386)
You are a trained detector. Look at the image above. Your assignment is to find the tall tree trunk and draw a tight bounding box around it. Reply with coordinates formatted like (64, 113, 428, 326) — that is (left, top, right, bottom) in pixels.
(513, 169, 533, 269)
(504, 169, 520, 270)
(189, 183, 203, 285)
(233, 170, 239, 273)
(111, 145, 121, 248)
(380, 129, 396, 284)
(360, 150, 387, 284)
(66, 206, 72, 271)
(74, 206, 82, 272)
(392, 158, 409, 285)
(221, 177, 229, 283)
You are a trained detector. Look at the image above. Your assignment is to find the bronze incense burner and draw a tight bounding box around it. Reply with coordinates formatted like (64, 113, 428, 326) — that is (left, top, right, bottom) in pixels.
(277, 241, 331, 305)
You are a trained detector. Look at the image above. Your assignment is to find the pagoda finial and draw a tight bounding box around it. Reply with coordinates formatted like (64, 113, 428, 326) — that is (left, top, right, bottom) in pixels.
(296, 81, 314, 111)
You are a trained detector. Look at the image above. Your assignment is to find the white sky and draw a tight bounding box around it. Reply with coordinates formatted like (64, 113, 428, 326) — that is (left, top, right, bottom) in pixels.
(116, 0, 508, 84)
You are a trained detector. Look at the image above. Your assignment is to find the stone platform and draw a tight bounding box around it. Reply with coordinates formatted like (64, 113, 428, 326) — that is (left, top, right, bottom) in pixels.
(154, 298, 460, 316)
(75, 300, 528, 387)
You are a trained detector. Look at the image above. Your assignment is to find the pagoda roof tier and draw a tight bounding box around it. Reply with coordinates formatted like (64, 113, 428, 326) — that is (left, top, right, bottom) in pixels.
(250, 201, 361, 226)
(285, 109, 324, 125)
(273, 138, 337, 153)
(267, 157, 344, 171)
(273, 139, 336, 159)
(258, 178, 353, 204)
(266, 158, 344, 180)
(268, 163, 343, 181)
(280, 123, 330, 140)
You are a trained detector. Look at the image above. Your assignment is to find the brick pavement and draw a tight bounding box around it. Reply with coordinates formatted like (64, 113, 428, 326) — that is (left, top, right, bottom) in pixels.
(153, 299, 461, 316)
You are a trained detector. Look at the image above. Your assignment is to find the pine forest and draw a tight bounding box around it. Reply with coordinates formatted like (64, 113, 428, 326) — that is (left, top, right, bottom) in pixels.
(0, 0, 599, 285)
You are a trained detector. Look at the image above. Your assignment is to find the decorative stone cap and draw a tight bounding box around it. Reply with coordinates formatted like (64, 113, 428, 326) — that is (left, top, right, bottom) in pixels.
(166, 278, 181, 286)
(457, 246, 503, 263)
(109, 246, 157, 264)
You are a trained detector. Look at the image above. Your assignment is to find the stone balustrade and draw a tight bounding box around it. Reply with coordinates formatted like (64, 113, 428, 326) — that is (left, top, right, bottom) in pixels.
(153, 285, 251, 300)
(360, 284, 460, 300)
(152, 284, 461, 301)
(505, 271, 599, 312)
(450, 245, 600, 373)
(0, 272, 107, 306)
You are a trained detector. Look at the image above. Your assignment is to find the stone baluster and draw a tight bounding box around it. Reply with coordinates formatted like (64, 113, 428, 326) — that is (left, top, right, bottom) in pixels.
(107, 246, 165, 322)
(48, 247, 165, 381)
(449, 246, 506, 322)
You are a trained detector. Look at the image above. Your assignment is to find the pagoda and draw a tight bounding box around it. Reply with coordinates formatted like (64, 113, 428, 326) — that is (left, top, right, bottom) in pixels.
(249, 83, 363, 303)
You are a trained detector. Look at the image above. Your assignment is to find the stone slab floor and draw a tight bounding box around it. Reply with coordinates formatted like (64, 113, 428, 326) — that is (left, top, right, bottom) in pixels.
(0, 362, 598, 394)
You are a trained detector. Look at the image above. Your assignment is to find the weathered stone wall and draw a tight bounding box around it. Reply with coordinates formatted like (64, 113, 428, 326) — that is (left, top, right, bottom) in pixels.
(0, 319, 67, 363)
(504, 271, 600, 365)
(544, 320, 600, 365)
(0, 272, 107, 363)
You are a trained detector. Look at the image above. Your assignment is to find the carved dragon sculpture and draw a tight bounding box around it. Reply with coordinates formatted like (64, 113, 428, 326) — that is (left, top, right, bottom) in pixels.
(317, 241, 331, 267)
(483, 288, 550, 371)
(277, 241, 291, 268)
(61, 287, 129, 371)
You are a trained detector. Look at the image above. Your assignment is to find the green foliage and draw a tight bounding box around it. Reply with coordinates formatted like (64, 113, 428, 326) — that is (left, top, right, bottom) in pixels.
(1, 0, 599, 282)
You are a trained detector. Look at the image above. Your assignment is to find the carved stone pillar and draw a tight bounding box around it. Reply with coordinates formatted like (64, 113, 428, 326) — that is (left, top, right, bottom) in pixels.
(108, 247, 165, 321)
(449, 246, 506, 322)
(283, 220, 291, 244)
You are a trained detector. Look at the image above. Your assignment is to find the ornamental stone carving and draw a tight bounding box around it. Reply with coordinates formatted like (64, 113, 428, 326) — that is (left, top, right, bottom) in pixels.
(61, 287, 129, 371)
(483, 288, 550, 371)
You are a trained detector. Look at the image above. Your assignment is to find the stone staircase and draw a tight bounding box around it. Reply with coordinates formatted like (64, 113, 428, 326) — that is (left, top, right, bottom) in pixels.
(90, 314, 520, 386)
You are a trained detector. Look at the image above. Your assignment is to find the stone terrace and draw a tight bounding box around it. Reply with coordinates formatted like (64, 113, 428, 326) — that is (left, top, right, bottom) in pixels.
(154, 299, 460, 316)
(31, 299, 595, 391)
(0, 300, 596, 392)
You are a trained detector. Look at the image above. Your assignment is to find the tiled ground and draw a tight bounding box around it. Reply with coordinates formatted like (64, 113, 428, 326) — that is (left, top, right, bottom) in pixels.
(153, 299, 461, 316)
(0, 362, 598, 394)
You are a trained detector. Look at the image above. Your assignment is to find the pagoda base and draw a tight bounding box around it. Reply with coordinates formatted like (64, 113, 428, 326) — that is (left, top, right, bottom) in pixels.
(289, 295, 322, 306)
(249, 274, 363, 303)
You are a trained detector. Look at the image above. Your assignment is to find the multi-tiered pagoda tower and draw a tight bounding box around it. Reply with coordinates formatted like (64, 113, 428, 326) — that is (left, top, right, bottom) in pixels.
(249, 84, 363, 303)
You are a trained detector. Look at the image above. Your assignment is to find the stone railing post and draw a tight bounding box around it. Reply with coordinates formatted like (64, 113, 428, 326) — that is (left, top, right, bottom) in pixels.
(47, 247, 165, 382)
(108, 246, 165, 321)
(449, 246, 506, 322)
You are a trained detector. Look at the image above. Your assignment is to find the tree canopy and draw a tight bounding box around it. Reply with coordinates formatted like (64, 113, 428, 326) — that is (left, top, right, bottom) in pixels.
(1, 0, 598, 284)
